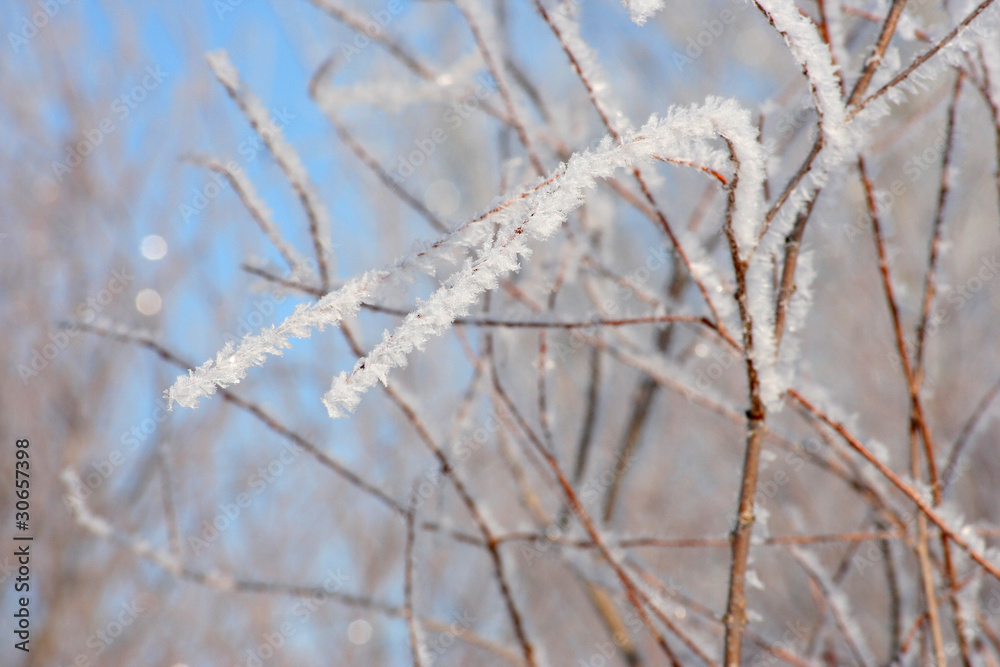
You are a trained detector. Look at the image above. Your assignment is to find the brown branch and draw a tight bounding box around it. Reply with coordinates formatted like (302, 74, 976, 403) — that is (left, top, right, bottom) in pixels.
(842, 6, 932, 42)
(720, 143, 769, 665)
(496, 529, 910, 550)
(858, 158, 942, 490)
(910, 73, 972, 666)
(860, 156, 946, 664)
(456, 313, 718, 329)
(789, 389, 1000, 582)
(570, 346, 601, 485)
(773, 196, 816, 347)
(849, 0, 999, 120)
(772, 0, 910, 345)
(240, 266, 723, 333)
(846, 0, 911, 108)
(489, 373, 697, 666)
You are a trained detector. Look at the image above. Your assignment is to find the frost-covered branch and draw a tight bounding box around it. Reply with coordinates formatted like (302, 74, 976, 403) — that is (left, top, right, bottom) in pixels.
(186, 155, 314, 277)
(323, 99, 760, 419)
(207, 49, 334, 289)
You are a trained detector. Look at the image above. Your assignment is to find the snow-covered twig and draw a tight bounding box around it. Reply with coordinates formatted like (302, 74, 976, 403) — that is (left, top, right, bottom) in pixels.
(186, 155, 313, 277)
(208, 50, 334, 289)
(323, 99, 759, 419)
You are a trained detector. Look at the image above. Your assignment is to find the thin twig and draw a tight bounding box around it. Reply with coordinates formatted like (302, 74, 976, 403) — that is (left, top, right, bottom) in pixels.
(64, 473, 523, 664)
(208, 51, 332, 289)
(338, 324, 540, 667)
(308, 0, 435, 79)
(859, 156, 947, 665)
(490, 373, 700, 666)
(457, 0, 545, 176)
(914, 73, 963, 378)
(942, 374, 1000, 494)
(185, 155, 309, 272)
(309, 59, 448, 234)
(910, 72, 972, 667)
(404, 486, 424, 667)
(977, 47, 1000, 224)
